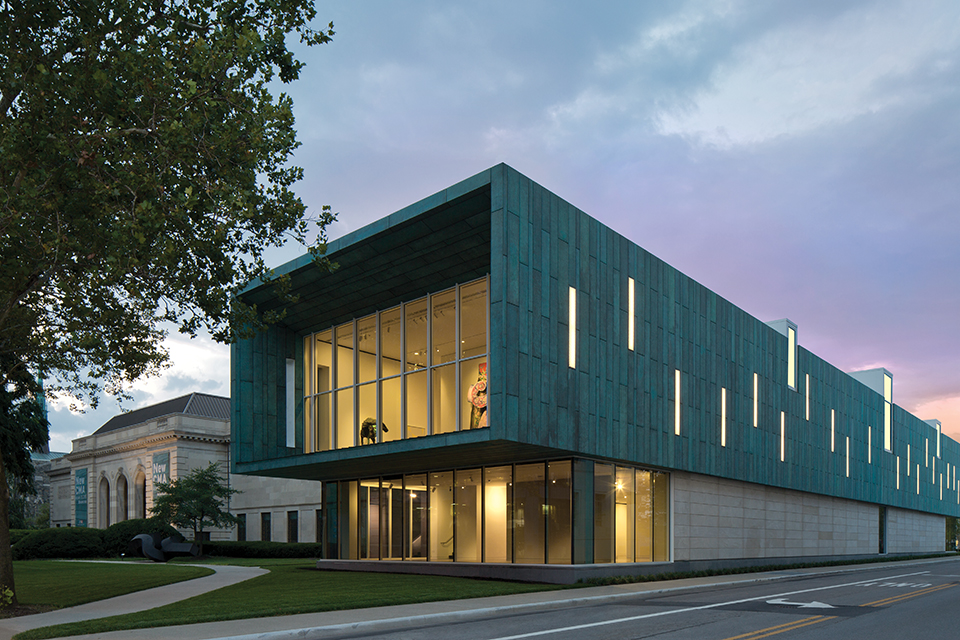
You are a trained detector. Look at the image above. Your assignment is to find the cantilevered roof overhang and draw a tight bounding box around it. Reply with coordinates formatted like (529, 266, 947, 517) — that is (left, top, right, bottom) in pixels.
(240, 172, 494, 336)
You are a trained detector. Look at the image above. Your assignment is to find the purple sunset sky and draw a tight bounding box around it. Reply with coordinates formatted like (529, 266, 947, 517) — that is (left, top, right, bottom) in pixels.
(48, 1, 960, 449)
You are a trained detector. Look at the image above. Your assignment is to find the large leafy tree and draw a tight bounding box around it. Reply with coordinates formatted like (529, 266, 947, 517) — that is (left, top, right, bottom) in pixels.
(151, 462, 239, 555)
(0, 0, 334, 603)
(0, 365, 47, 583)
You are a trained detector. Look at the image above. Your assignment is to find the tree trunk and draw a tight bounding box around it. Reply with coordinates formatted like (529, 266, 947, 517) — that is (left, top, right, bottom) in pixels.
(195, 524, 203, 556)
(0, 444, 18, 606)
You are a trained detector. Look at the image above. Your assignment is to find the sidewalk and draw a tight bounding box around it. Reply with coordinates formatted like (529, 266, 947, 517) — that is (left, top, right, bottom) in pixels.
(0, 563, 267, 640)
(4, 556, 956, 640)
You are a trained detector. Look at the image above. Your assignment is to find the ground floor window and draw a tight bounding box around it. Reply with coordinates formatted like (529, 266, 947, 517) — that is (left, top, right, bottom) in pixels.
(261, 512, 272, 542)
(237, 514, 246, 542)
(319, 459, 669, 564)
(288, 510, 299, 543)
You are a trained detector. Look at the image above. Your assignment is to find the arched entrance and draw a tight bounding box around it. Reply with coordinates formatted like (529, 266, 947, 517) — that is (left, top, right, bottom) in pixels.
(134, 470, 147, 519)
(98, 477, 111, 528)
(116, 474, 128, 523)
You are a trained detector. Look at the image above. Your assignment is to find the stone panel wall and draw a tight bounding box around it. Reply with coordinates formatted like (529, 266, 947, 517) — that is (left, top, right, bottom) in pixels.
(673, 471, 878, 560)
(886, 507, 945, 553)
(230, 474, 323, 542)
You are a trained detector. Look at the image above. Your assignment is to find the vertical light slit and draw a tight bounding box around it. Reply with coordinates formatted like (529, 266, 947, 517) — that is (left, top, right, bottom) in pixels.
(628, 277, 635, 352)
(568, 287, 576, 369)
(780, 412, 785, 462)
(787, 327, 796, 389)
(846, 437, 850, 478)
(674, 369, 681, 436)
(896, 456, 900, 490)
(884, 373, 892, 452)
(721, 388, 727, 447)
(805, 374, 810, 420)
(753, 373, 758, 428)
(868, 427, 872, 464)
(285, 359, 296, 448)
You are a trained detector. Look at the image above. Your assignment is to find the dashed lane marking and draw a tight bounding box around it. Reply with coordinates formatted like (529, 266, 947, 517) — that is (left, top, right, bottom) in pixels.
(719, 615, 836, 640)
(861, 582, 957, 608)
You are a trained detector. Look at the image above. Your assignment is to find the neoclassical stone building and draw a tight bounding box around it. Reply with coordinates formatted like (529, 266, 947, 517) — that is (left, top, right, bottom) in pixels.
(50, 393, 323, 542)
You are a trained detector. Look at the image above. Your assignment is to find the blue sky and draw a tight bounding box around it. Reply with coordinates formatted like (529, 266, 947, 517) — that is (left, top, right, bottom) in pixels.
(47, 0, 960, 448)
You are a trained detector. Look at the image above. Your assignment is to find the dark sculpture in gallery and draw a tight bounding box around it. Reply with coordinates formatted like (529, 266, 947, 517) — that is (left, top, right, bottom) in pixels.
(360, 418, 389, 444)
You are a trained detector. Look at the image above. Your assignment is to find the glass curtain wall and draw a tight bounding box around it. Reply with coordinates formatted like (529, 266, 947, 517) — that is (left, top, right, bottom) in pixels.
(320, 460, 669, 565)
(304, 277, 489, 454)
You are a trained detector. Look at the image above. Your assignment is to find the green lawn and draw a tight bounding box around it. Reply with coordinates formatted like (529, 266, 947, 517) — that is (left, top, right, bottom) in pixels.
(17, 560, 564, 640)
(12, 561, 214, 609)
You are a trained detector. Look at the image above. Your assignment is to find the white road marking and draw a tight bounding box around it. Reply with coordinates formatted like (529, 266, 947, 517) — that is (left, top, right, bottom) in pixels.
(486, 570, 930, 640)
(765, 598, 835, 609)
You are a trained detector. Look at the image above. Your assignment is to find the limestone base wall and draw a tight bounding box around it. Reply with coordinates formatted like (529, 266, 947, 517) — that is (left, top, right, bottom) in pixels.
(673, 471, 878, 560)
(673, 472, 947, 560)
(229, 474, 323, 543)
(887, 507, 945, 554)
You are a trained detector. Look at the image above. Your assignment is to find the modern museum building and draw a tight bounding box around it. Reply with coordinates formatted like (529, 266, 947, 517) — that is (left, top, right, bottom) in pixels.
(232, 164, 957, 582)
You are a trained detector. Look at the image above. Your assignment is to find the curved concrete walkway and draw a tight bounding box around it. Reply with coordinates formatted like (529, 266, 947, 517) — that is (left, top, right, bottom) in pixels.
(0, 562, 268, 640)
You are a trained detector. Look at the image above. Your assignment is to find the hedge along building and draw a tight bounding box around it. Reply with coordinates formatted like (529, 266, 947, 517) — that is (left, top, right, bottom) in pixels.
(233, 164, 959, 583)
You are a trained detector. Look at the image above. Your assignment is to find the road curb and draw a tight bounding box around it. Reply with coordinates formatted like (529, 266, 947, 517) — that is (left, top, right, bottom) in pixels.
(208, 556, 958, 640)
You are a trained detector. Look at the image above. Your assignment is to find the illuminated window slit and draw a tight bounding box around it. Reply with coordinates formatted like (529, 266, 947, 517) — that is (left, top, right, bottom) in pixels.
(883, 373, 892, 452)
(780, 412, 785, 462)
(568, 287, 576, 369)
(720, 388, 727, 447)
(846, 437, 850, 478)
(674, 369, 681, 436)
(787, 327, 797, 389)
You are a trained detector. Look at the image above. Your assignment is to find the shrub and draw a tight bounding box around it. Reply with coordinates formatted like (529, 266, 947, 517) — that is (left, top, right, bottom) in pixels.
(13, 527, 105, 560)
(103, 518, 181, 557)
(202, 540, 323, 558)
(9, 529, 34, 546)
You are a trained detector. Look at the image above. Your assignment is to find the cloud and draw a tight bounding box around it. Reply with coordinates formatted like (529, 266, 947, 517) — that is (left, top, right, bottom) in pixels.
(912, 395, 960, 443)
(656, 0, 960, 147)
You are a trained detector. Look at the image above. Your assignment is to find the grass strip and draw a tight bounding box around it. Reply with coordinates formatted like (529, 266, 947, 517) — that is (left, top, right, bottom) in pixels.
(15, 563, 565, 639)
(12, 560, 214, 609)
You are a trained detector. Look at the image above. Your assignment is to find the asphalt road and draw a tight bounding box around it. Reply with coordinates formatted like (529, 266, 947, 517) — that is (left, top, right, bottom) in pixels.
(331, 558, 960, 640)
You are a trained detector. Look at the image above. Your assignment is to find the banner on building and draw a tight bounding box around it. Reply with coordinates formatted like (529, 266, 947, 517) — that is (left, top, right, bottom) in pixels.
(74, 468, 87, 527)
(152, 451, 170, 486)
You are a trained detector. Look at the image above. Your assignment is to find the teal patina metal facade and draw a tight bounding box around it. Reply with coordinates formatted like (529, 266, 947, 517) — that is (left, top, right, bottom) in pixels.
(233, 164, 958, 564)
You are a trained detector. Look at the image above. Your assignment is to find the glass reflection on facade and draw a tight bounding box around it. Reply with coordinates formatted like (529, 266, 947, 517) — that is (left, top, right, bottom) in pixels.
(320, 459, 669, 565)
(304, 277, 488, 453)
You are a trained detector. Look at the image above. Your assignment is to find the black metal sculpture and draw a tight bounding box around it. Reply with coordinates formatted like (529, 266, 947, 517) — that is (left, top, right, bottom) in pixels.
(128, 533, 200, 562)
(360, 418, 388, 444)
